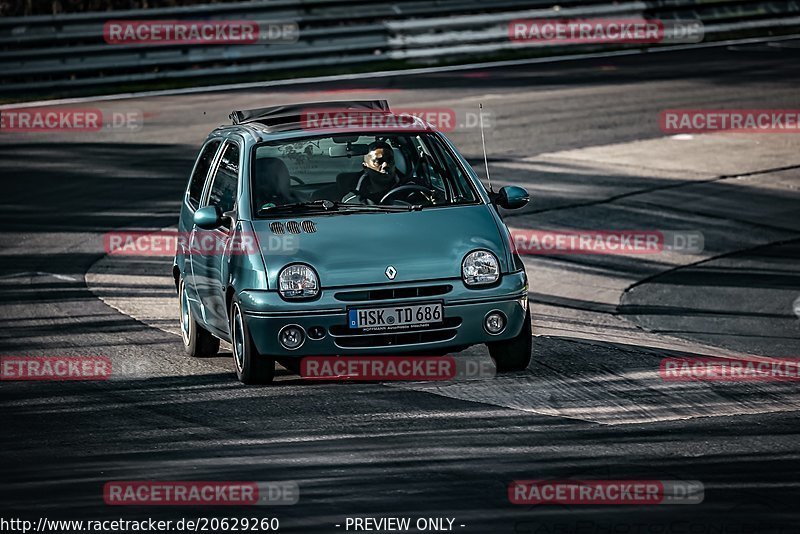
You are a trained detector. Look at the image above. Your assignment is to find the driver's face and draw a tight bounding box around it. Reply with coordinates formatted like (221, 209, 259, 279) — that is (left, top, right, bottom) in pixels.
(363, 148, 395, 175)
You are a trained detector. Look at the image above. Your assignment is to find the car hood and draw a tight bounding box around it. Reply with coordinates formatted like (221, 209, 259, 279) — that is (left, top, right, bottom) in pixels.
(251, 204, 508, 288)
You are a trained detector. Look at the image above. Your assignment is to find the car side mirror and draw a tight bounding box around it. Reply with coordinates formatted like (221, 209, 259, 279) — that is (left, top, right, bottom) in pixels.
(494, 186, 530, 210)
(193, 205, 222, 229)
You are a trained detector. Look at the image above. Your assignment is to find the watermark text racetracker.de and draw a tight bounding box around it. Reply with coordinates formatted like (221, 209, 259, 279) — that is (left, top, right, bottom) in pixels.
(1, 356, 111, 381)
(103, 20, 299, 44)
(660, 357, 800, 381)
(104, 230, 298, 256)
(104, 481, 298, 506)
(299, 107, 493, 133)
(661, 109, 800, 133)
(509, 229, 704, 255)
(300, 355, 495, 381)
(509, 18, 703, 44)
(0, 108, 143, 133)
(509, 480, 704, 505)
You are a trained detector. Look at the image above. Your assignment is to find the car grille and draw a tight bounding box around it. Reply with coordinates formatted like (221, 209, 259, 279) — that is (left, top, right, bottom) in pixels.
(333, 329, 459, 349)
(335, 284, 452, 302)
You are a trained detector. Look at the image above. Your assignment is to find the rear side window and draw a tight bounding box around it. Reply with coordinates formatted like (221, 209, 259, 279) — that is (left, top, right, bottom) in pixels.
(206, 142, 240, 219)
(187, 140, 221, 208)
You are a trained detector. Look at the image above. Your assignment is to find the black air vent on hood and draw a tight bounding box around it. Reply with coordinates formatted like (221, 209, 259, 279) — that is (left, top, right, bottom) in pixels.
(269, 220, 317, 235)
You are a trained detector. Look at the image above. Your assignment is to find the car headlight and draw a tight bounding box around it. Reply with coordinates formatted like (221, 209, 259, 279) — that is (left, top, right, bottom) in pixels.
(279, 264, 319, 298)
(462, 250, 499, 286)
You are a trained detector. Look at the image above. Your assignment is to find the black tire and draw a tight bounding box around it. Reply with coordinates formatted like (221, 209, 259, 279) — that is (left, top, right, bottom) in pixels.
(488, 306, 532, 373)
(230, 297, 275, 384)
(179, 277, 220, 357)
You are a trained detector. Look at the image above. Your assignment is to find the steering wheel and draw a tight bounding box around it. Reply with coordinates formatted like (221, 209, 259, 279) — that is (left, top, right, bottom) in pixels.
(380, 184, 435, 205)
(290, 175, 305, 185)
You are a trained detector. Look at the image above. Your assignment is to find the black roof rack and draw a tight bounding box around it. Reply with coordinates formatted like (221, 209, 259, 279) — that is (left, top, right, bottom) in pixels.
(230, 100, 391, 125)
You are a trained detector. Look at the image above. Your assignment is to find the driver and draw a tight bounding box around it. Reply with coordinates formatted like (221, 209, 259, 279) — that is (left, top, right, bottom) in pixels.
(342, 141, 400, 205)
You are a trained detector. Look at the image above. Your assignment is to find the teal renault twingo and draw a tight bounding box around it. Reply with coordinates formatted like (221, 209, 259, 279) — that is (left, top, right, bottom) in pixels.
(174, 101, 532, 384)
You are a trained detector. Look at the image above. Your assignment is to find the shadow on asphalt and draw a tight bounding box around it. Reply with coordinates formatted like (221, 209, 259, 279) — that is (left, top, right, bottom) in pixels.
(1, 362, 799, 532)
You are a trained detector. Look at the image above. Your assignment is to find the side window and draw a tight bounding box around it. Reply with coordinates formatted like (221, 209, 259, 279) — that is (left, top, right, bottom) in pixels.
(187, 140, 221, 209)
(411, 135, 444, 191)
(205, 141, 241, 226)
(431, 139, 477, 203)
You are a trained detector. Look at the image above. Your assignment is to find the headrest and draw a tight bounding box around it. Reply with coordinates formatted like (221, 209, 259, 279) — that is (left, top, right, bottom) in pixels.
(393, 147, 408, 176)
(255, 157, 290, 180)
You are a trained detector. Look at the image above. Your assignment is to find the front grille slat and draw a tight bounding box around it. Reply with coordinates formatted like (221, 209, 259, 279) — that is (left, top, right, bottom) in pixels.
(269, 222, 285, 234)
(301, 220, 316, 233)
(333, 329, 458, 349)
(335, 284, 452, 302)
(286, 221, 301, 234)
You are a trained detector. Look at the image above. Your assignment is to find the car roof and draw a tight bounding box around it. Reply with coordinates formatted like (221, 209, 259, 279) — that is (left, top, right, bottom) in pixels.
(221, 100, 435, 140)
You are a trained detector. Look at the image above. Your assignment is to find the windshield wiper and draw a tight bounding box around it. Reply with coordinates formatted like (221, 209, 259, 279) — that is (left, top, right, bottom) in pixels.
(258, 199, 338, 215)
(338, 203, 422, 212)
(258, 199, 422, 216)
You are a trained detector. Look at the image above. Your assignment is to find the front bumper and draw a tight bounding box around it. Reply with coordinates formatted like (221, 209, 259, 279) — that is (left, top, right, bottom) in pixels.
(239, 271, 528, 357)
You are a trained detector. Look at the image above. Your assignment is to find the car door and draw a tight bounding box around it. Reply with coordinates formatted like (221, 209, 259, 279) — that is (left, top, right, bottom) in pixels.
(189, 139, 241, 336)
(180, 138, 223, 299)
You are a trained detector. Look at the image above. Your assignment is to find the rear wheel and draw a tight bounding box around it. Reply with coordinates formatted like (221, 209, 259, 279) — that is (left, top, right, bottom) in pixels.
(488, 307, 532, 372)
(230, 298, 275, 384)
(179, 277, 219, 357)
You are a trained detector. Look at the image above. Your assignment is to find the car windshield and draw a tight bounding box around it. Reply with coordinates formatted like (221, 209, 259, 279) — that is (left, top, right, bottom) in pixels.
(251, 133, 478, 215)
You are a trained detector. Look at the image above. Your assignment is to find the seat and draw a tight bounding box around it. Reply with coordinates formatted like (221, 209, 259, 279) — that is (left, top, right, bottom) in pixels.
(337, 171, 363, 194)
(393, 147, 409, 177)
(254, 157, 301, 208)
(311, 171, 363, 201)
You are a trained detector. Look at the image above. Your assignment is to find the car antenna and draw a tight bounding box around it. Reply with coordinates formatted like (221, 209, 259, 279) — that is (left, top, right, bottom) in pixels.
(478, 103, 494, 194)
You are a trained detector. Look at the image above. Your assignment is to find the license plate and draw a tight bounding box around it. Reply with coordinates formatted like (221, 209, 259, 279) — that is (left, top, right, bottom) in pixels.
(348, 303, 443, 331)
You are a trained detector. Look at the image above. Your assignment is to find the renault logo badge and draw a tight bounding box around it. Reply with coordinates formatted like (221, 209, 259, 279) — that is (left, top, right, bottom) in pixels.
(385, 266, 397, 280)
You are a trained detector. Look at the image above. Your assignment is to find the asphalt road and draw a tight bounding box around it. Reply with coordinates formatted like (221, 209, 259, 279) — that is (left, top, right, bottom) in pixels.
(1, 42, 800, 533)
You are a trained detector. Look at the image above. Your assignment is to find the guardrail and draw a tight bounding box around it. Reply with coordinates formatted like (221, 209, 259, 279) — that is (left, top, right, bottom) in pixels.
(1, 0, 798, 96)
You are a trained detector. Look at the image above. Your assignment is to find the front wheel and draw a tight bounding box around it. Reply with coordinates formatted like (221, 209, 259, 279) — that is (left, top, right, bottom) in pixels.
(179, 277, 219, 357)
(230, 298, 274, 384)
(488, 306, 532, 372)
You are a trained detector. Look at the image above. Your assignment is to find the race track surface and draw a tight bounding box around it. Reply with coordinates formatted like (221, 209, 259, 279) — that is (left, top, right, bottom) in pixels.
(1, 43, 800, 532)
